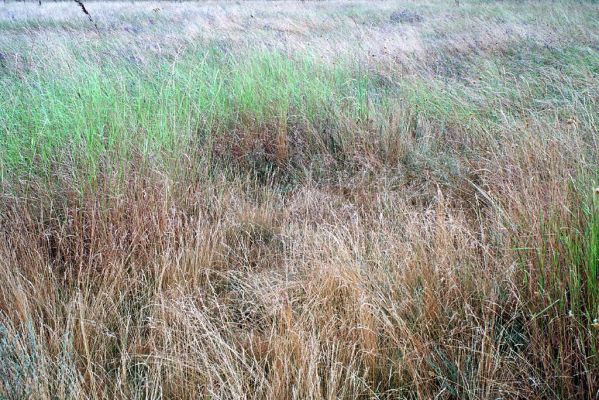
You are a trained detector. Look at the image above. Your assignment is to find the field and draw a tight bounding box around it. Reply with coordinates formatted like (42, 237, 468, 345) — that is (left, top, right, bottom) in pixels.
(1, 1, 598, 398)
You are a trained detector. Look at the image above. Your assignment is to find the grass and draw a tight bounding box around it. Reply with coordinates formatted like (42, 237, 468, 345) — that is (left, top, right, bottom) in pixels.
(0, 1, 598, 398)
(1, 46, 382, 182)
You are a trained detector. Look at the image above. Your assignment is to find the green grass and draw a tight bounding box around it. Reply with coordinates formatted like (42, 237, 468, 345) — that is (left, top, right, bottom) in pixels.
(0, 47, 384, 182)
(559, 192, 599, 329)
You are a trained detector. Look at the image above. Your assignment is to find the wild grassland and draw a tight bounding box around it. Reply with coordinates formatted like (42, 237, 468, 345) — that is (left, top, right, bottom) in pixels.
(0, 1, 598, 398)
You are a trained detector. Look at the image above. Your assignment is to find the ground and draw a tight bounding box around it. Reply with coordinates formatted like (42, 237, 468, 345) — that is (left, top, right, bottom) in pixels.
(0, 1, 598, 399)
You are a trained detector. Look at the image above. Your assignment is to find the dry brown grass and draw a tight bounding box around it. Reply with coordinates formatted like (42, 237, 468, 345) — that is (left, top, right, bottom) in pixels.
(1, 1, 598, 399)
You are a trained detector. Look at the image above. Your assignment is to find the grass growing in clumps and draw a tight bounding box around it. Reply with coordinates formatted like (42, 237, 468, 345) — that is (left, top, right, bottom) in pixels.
(0, 1, 598, 398)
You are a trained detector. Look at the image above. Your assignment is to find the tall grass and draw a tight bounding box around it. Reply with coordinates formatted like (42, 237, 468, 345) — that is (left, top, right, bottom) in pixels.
(1, 47, 383, 183)
(1, 1, 598, 398)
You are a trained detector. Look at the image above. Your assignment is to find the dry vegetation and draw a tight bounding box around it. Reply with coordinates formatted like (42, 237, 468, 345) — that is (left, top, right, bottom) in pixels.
(1, 1, 598, 398)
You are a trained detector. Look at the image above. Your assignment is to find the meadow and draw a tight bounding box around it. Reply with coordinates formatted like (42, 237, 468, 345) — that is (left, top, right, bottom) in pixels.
(0, 1, 598, 398)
